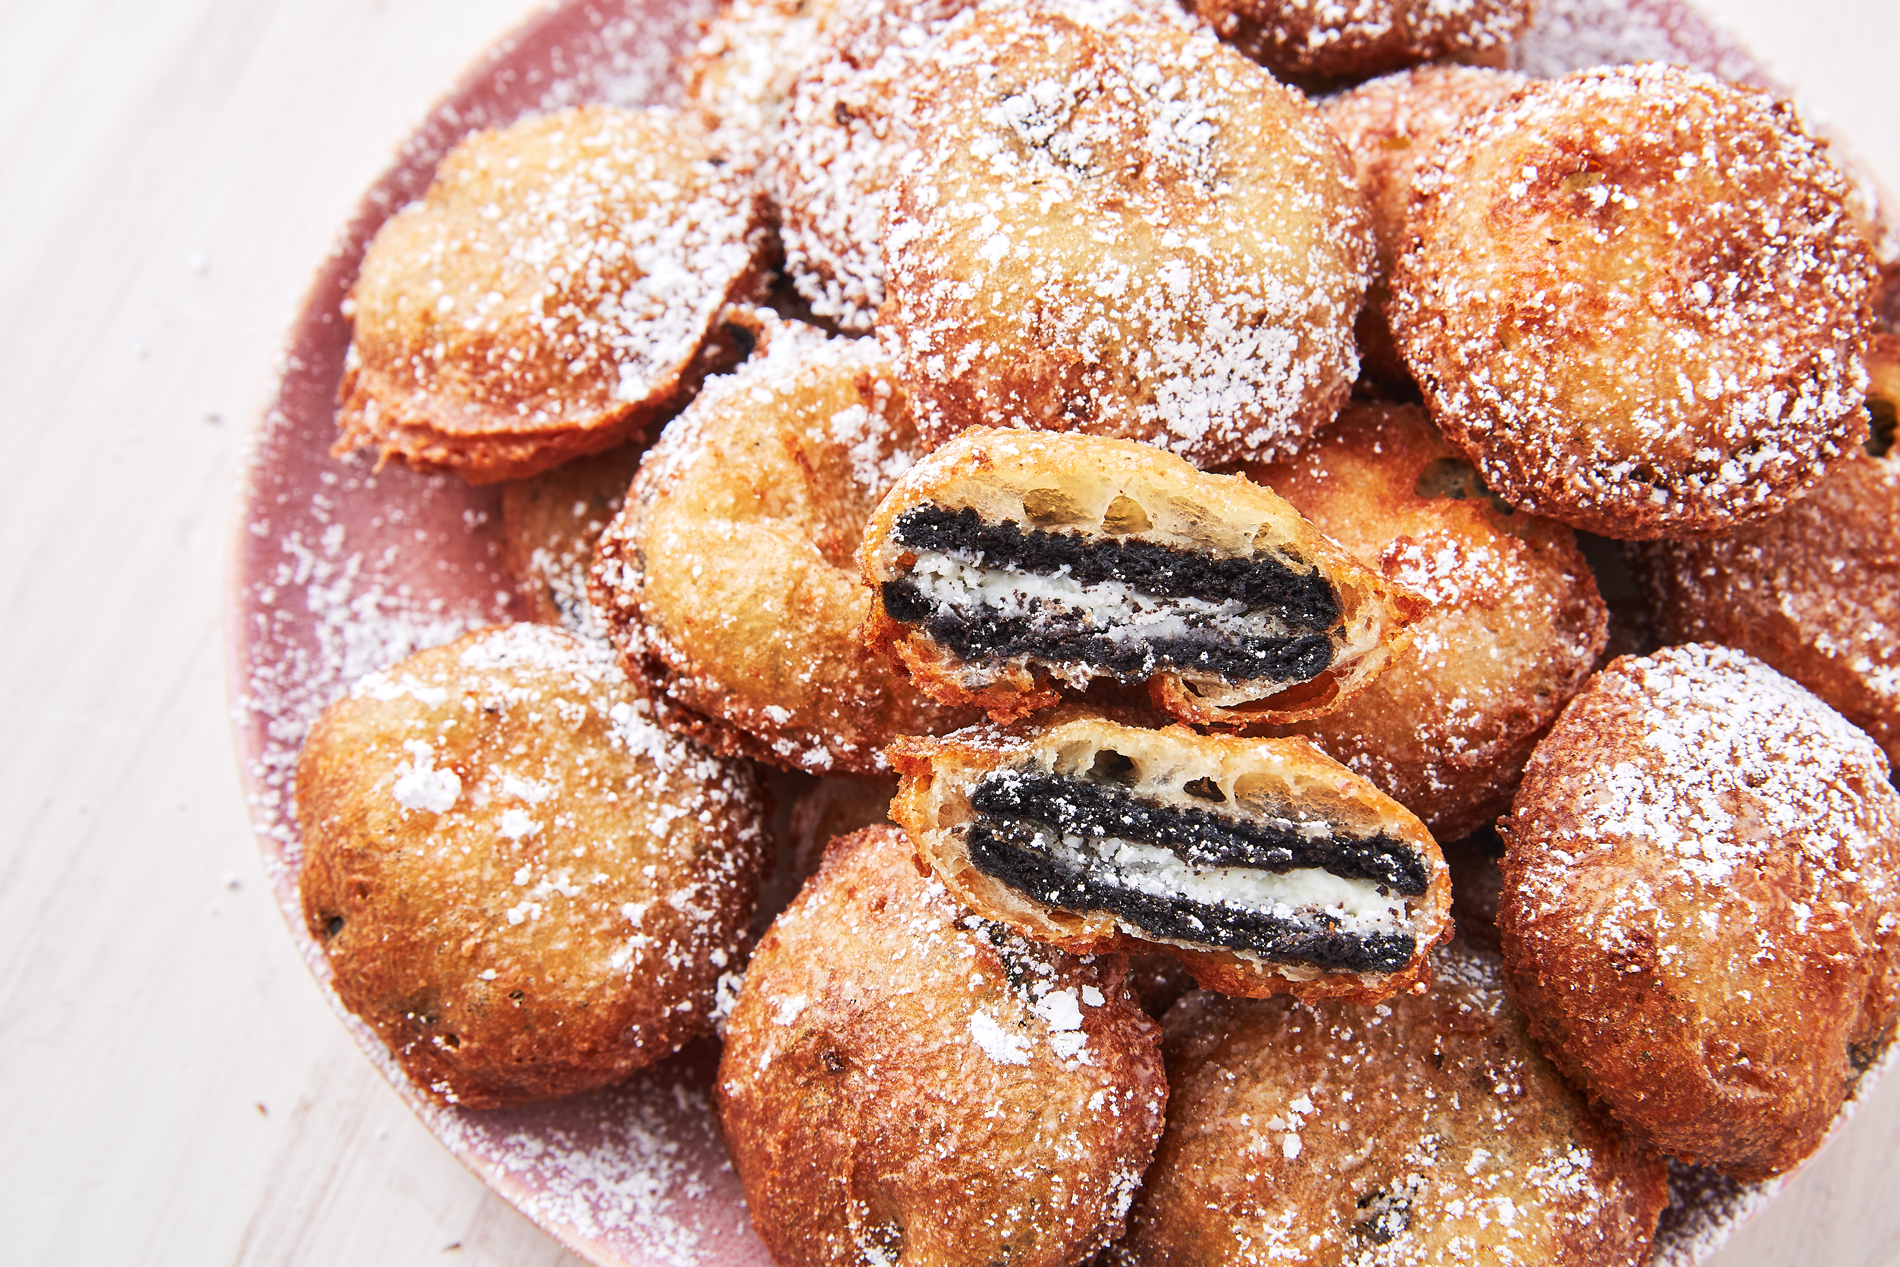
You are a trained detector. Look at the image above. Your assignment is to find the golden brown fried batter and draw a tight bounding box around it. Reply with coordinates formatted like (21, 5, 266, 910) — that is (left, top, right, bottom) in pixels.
(499, 439, 648, 639)
(1119, 940, 1668, 1267)
(591, 319, 977, 774)
(684, 0, 840, 157)
(889, 715, 1452, 1002)
(1319, 65, 1529, 387)
(860, 428, 1429, 727)
(685, 0, 970, 165)
(1627, 448, 1900, 767)
(337, 106, 768, 484)
(883, 0, 1374, 466)
(1250, 401, 1607, 842)
(766, 7, 970, 333)
(1500, 644, 1900, 1179)
(1187, 0, 1532, 83)
(497, 308, 769, 637)
(296, 624, 766, 1108)
(1390, 64, 1877, 539)
(718, 825, 1167, 1267)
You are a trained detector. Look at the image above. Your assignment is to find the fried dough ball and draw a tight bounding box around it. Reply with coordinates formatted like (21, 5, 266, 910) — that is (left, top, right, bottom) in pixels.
(1119, 941, 1668, 1267)
(1186, 0, 1532, 83)
(336, 106, 769, 484)
(683, 0, 839, 160)
(718, 825, 1167, 1267)
(883, 0, 1374, 467)
(1626, 452, 1900, 767)
(296, 624, 767, 1108)
(1250, 401, 1608, 842)
(684, 0, 971, 164)
(766, 16, 957, 332)
(591, 319, 977, 774)
(1319, 65, 1529, 387)
(1390, 64, 1878, 539)
(860, 428, 1429, 728)
(889, 715, 1452, 1003)
(1500, 644, 1900, 1179)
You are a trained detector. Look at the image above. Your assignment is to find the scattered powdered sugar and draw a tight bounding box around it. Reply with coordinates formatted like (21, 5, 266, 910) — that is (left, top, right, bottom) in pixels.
(237, 461, 497, 888)
(968, 1009, 1033, 1064)
(1509, 0, 1766, 84)
(392, 739, 463, 814)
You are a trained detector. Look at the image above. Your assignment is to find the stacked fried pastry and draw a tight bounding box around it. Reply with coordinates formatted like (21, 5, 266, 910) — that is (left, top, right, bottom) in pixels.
(301, 0, 1900, 1262)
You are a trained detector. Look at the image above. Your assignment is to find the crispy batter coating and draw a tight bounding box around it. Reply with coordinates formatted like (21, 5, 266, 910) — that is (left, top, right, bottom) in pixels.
(591, 319, 977, 774)
(883, 0, 1374, 466)
(1626, 344, 1900, 765)
(500, 439, 648, 640)
(684, 0, 840, 158)
(684, 0, 969, 164)
(1628, 452, 1900, 768)
(1390, 64, 1877, 539)
(1319, 65, 1529, 387)
(1118, 941, 1668, 1267)
(1187, 0, 1532, 83)
(889, 715, 1452, 1002)
(860, 428, 1429, 727)
(498, 308, 769, 639)
(718, 825, 1167, 1267)
(1499, 644, 1900, 1179)
(296, 624, 767, 1108)
(766, 10, 965, 333)
(336, 106, 769, 484)
(1250, 401, 1608, 841)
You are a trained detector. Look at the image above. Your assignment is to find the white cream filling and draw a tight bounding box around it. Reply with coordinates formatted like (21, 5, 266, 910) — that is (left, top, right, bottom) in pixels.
(907, 552, 1304, 645)
(1046, 829, 1411, 937)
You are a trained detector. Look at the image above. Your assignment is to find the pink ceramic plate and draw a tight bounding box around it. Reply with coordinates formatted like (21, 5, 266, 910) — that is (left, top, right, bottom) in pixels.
(225, 2, 1889, 1263)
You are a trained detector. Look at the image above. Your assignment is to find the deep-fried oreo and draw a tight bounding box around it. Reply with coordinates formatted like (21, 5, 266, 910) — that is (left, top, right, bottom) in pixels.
(890, 715, 1451, 1001)
(859, 428, 1428, 727)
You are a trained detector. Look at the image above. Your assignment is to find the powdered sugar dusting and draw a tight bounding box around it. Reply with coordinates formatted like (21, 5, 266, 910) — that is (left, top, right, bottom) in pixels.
(1520, 644, 1891, 890)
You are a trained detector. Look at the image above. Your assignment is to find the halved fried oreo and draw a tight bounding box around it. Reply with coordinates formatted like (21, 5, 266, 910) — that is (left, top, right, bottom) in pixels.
(859, 428, 1428, 726)
(889, 716, 1451, 1001)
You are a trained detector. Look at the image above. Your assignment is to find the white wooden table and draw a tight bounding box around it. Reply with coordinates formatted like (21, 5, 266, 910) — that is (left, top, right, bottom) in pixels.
(0, 1, 1895, 1263)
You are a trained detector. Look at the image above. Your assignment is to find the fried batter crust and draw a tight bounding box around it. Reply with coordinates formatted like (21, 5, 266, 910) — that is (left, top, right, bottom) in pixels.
(889, 715, 1451, 1002)
(296, 624, 766, 1108)
(591, 320, 976, 774)
(718, 825, 1167, 1267)
(859, 427, 1428, 727)
(1500, 644, 1900, 1179)
(1119, 941, 1667, 1267)
(883, 1, 1373, 466)
(1251, 401, 1607, 841)
(337, 106, 768, 484)
(1319, 65, 1529, 387)
(1187, 0, 1532, 82)
(1627, 445, 1900, 767)
(1390, 64, 1877, 539)
(499, 439, 649, 639)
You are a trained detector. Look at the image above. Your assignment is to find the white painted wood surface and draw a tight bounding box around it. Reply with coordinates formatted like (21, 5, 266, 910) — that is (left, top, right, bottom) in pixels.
(0, 1, 1895, 1263)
